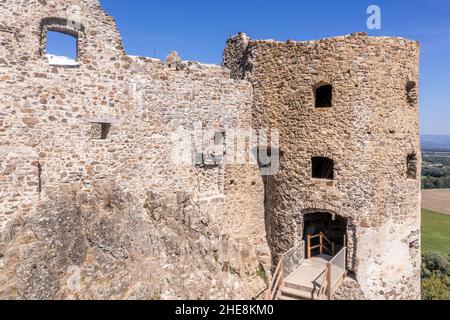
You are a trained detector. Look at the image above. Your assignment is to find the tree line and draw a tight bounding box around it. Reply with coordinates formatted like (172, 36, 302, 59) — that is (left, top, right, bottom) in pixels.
(422, 152, 450, 189)
(422, 252, 450, 300)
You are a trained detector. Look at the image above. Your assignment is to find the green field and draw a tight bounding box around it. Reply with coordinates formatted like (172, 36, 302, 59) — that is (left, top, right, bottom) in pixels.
(422, 208, 450, 255)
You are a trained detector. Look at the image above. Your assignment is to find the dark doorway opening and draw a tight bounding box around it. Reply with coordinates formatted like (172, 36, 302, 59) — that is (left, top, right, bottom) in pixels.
(303, 212, 347, 257)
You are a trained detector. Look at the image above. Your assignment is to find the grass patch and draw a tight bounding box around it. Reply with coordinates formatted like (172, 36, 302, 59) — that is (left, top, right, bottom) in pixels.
(422, 208, 450, 255)
(256, 263, 269, 285)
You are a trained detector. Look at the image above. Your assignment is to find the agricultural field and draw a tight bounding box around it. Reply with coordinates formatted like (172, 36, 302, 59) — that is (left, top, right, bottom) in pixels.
(421, 188, 450, 255)
(422, 208, 450, 255)
(422, 189, 450, 215)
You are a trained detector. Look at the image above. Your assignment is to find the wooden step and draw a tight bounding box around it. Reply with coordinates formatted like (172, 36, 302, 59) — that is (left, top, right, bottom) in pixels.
(284, 259, 328, 292)
(284, 282, 317, 293)
(277, 293, 300, 301)
(284, 272, 324, 292)
(278, 285, 320, 300)
(278, 294, 309, 301)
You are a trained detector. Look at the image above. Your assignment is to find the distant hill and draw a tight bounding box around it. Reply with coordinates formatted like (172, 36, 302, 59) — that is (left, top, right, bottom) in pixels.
(421, 135, 450, 150)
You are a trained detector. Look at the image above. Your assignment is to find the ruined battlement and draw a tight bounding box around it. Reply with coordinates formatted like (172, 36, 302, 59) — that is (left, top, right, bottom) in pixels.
(128, 54, 239, 81)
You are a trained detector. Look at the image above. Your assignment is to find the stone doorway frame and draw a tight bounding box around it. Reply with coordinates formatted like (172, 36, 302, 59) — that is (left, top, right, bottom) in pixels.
(294, 202, 357, 272)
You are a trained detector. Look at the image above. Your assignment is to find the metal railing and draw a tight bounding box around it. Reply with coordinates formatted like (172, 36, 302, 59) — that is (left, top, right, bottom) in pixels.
(324, 247, 347, 299)
(330, 247, 346, 288)
(283, 241, 305, 277)
(267, 241, 305, 300)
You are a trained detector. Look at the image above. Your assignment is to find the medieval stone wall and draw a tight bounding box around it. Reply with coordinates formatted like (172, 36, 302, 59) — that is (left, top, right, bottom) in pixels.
(223, 32, 421, 300)
(0, 0, 270, 299)
(0, 0, 422, 300)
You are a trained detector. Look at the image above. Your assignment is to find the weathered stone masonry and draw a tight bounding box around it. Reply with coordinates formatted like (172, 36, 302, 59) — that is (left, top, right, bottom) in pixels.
(0, 0, 270, 299)
(223, 32, 421, 299)
(0, 0, 421, 300)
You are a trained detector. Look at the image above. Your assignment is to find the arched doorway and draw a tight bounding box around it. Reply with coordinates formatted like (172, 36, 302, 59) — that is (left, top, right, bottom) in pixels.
(303, 211, 347, 257)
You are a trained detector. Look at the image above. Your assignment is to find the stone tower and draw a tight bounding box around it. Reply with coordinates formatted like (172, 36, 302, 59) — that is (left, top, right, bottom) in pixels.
(223, 32, 421, 300)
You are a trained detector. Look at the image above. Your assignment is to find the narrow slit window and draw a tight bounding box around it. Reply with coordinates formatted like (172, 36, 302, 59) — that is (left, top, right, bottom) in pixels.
(315, 84, 333, 108)
(91, 123, 111, 140)
(406, 81, 417, 107)
(312, 157, 334, 180)
(45, 31, 79, 67)
(407, 153, 417, 179)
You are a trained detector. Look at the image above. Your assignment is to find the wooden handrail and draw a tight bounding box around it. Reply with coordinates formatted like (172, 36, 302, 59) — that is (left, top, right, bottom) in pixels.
(307, 232, 335, 258)
(316, 262, 334, 300)
(267, 241, 306, 300)
(326, 262, 332, 300)
(323, 244, 332, 255)
(316, 246, 348, 300)
(267, 257, 284, 300)
(318, 267, 328, 298)
(307, 235, 311, 259)
(317, 262, 332, 300)
(322, 233, 333, 247)
(320, 232, 324, 255)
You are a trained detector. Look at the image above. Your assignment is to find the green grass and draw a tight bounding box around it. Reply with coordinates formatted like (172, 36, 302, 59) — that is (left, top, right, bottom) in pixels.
(422, 208, 450, 255)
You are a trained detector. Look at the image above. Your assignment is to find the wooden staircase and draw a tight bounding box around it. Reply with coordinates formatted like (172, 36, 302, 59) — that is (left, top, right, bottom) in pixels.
(268, 233, 347, 301)
(277, 255, 332, 300)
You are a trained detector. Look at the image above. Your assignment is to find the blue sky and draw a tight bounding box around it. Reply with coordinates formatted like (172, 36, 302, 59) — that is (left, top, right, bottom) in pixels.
(48, 0, 450, 135)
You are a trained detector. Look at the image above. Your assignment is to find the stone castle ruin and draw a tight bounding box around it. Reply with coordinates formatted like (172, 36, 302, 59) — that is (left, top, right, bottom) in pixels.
(0, 0, 421, 300)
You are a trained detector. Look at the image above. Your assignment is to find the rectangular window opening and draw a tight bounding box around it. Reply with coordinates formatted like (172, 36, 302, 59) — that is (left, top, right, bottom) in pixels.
(91, 123, 111, 141)
(315, 84, 333, 108)
(45, 31, 79, 67)
(312, 157, 334, 180)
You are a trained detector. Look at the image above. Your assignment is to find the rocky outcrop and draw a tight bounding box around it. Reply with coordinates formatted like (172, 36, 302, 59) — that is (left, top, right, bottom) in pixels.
(0, 182, 268, 300)
(333, 276, 365, 300)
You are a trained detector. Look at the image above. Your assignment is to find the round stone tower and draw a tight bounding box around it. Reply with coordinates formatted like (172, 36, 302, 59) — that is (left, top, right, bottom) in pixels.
(223, 32, 421, 300)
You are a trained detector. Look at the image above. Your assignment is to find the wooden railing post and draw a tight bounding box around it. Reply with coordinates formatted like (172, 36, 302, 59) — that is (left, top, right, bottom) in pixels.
(326, 262, 332, 300)
(319, 232, 324, 255)
(307, 235, 311, 259)
(268, 257, 284, 300)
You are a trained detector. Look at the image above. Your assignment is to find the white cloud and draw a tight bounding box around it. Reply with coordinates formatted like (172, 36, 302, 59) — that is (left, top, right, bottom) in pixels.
(46, 54, 79, 67)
